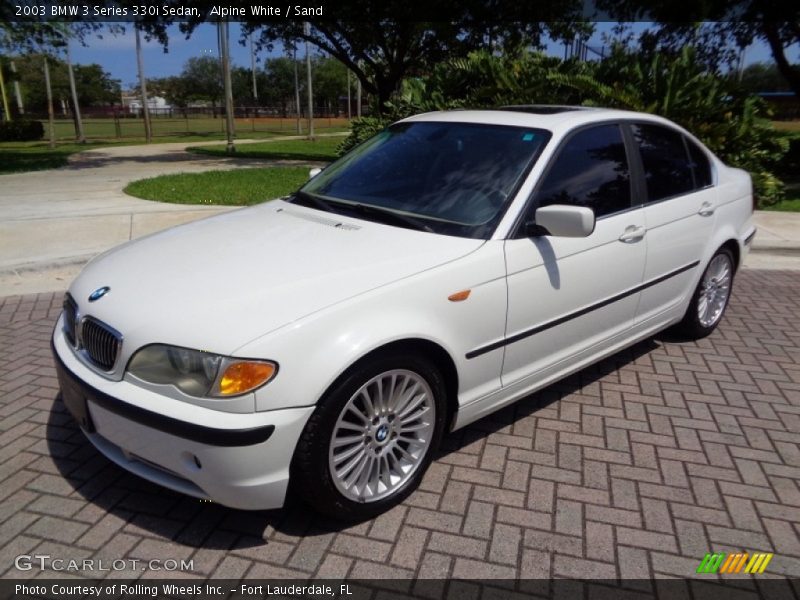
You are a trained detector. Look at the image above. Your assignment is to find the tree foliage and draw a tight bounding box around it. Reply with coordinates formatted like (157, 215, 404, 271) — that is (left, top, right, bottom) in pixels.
(6, 53, 119, 113)
(340, 47, 790, 206)
(595, 0, 800, 97)
(738, 62, 796, 94)
(553, 46, 790, 205)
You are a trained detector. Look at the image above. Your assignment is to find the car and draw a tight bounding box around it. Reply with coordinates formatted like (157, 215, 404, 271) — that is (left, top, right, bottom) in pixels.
(52, 106, 756, 519)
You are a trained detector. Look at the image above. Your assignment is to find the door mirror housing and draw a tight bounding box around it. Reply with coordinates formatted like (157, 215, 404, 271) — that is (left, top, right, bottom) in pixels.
(530, 205, 595, 238)
(309, 167, 323, 179)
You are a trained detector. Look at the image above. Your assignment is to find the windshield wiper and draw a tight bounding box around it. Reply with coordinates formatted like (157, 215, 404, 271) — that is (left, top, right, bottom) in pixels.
(289, 190, 336, 213)
(345, 203, 434, 233)
(291, 191, 433, 233)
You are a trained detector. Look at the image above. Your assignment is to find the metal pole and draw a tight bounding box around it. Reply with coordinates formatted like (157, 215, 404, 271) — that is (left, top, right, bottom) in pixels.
(135, 27, 152, 143)
(293, 45, 301, 134)
(43, 57, 56, 148)
(10, 61, 23, 115)
(220, 21, 236, 153)
(304, 22, 314, 140)
(66, 42, 86, 143)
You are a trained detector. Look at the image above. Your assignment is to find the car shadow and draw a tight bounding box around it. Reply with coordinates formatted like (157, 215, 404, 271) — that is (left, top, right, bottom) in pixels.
(46, 337, 661, 549)
(437, 337, 659, 457)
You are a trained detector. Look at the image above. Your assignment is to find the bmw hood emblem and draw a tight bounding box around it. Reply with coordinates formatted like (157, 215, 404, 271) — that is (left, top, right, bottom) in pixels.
(88, 286, 111, 302)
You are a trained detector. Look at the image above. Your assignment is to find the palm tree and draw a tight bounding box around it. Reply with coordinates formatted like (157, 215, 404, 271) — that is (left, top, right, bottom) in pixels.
(64, 37, 86, 143)
(135, 25, 152, 143)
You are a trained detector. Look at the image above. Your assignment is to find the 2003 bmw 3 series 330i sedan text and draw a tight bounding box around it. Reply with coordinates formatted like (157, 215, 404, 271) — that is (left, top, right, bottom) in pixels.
(52, 106, 756, 519)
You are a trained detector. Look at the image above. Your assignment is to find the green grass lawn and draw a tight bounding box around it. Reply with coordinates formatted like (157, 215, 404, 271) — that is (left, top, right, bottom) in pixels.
(123, 167, 310, 206)
(190, 136, 343, 161)
(763, 198, 800, 212)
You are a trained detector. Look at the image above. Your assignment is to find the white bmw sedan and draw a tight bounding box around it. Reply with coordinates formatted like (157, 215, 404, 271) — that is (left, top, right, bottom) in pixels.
(52, 107, 756, 519)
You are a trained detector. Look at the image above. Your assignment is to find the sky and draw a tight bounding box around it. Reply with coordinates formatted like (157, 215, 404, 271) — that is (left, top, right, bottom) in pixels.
(66, 22, 800, 91)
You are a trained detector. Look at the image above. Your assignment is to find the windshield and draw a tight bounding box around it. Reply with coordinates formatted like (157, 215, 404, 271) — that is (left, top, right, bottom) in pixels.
(297, 121, 551, 238)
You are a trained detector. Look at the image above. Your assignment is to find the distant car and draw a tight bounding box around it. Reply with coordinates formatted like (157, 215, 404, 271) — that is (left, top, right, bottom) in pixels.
(52, 106, 756, 519)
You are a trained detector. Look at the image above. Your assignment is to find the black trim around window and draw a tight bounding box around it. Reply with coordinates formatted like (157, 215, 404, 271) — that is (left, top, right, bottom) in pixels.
(465, 260, 700, 359)
(52, 341, 276, 447)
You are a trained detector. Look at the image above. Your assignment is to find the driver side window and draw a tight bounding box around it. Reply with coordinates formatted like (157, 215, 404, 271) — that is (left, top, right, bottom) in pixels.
(530, 124, 631, 220)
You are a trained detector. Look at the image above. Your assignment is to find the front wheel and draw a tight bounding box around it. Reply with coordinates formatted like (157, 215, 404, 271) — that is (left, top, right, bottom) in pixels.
(674, 247, 735, 339)
(291, 354, 446, 520)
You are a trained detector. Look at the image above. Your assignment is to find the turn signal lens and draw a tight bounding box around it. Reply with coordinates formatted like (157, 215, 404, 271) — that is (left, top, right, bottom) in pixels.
(448, 289, 471, 302)
(218, 361, 276, 396)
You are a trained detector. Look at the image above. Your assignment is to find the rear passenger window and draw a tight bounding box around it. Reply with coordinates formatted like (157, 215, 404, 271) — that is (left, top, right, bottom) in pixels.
(632, 124, 694, 202)
(532, 124, 631, 218)
(686, 138, 713, 189)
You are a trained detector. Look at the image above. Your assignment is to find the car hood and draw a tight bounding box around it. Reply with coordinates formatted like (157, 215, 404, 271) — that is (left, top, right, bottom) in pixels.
(69, 200, 484, 354)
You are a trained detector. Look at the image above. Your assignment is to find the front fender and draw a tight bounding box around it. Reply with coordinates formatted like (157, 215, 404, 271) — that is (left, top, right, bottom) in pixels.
(238, 241, 508, 413)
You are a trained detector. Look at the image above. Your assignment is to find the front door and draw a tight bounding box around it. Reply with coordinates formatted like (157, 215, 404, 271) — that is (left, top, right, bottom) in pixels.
(501, 123, 647, 387)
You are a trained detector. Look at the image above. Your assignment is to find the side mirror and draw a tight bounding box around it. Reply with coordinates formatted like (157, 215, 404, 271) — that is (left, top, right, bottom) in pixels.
(308, 167, 323, 179)
(531, 205, 595, 238)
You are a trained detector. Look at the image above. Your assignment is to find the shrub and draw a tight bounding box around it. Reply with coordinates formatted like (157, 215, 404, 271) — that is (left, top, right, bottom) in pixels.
(336, 116, 391, 156)
(0, 119, 45, 142)
(549, 47, 790, 206)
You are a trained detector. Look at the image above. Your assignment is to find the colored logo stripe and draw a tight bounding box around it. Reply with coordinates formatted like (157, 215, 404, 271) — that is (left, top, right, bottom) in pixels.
(745, 553, 773, 574)
(696, 552, 773, 574)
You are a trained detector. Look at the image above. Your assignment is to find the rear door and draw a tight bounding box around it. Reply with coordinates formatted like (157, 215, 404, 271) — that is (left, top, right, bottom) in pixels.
(627, 123, 717, 324)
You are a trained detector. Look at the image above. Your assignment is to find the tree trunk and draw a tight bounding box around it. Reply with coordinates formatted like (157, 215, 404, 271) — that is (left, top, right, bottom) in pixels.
(219, 21, 236, 154)
(43, 57, 56, 148)
(135, 27, 152, 143)
(65, 42, 86, 143)
(10, 61, 24, 115)
(0, 56, 10, 121)
(763, 23, 800, 98)
(305, 22, 314, 140)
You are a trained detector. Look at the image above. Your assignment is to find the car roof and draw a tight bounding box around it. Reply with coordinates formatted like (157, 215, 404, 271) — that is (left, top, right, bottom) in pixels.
(401, 106, 679, 136)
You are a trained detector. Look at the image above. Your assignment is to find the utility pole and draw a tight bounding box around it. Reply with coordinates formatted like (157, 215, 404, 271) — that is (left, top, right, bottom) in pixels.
(135, 26, 152, 143)
(304, 22, 314, 140)
(219, 21, 236, 153)
(43, 57, 56, 148)
(65, 41, 86, 143)
(10, 61, 23, 115)
(293, 45, 301, 134)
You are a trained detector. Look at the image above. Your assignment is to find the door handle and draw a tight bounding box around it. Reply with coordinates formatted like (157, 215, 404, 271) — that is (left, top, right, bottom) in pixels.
(619, 225, 646, 243)
(698, 202, 715, 217)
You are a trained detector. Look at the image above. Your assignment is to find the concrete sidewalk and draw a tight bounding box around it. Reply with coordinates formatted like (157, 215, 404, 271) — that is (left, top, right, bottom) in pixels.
(1, 136, 798, 295)
(0, 137, 335, 295)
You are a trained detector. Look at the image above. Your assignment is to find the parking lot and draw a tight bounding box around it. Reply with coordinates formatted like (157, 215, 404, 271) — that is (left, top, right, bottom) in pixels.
(1, 270, 799, 589)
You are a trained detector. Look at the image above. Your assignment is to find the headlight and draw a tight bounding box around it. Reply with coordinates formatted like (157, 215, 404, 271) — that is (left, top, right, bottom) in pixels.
(127, 344, 277, 398)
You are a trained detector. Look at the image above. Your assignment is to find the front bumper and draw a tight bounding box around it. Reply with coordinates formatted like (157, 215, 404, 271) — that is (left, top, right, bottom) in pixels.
(52, 323, 314, 510)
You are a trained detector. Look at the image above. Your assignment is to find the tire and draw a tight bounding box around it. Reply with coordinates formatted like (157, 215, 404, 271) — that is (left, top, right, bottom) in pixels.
(291, 353, 447, 520)
(674, 247, 735, 339)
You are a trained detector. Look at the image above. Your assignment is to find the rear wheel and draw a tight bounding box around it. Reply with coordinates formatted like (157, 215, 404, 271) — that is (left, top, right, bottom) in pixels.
(674, 247, 735, 339)
(292, 354, 446, 520)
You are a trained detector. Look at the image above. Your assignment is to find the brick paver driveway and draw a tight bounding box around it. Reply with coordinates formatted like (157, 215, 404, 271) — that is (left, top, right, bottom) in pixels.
(1, 269, 799, 585)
